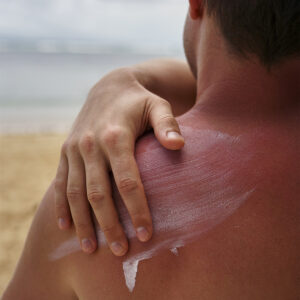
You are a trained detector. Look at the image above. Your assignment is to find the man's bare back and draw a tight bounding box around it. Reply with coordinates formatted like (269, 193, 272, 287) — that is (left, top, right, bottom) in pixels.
(3, 100, 300, 299)
(3, 0, 300, 298)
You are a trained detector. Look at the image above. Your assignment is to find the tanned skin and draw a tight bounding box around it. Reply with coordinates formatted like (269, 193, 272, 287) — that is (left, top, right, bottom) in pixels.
(3, 1, 300, 299)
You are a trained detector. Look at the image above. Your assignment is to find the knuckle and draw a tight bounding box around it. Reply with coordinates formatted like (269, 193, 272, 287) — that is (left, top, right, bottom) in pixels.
(66, 138, 78, 153)
(88, 80, 101, 96)
(79, 133, 95, 154)
(131, 209, 149, 221)
(102, 126, 125, 147)
(55, 202, 69, 217)
(101, 223, 119, 234)
(158, 113, 175, 123)
(54, 177, 65, 191)
(130, 210, 152, 228)
(153, 97, 172, 109)
(161, 99, 172, 110)
(87, 188, 106, 205)
(61, 141, 69, 154)
(157, 114, 177, 128)
(117, 177, 139, 194)
(129, 202, 148, 216)
(75, 221, 89, 233)
(67, 187, 82, 203)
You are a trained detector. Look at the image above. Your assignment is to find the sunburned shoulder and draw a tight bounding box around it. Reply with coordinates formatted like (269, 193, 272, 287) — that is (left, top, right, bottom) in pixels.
(52, 111, 299, 298)
(4, 109, 300, 299)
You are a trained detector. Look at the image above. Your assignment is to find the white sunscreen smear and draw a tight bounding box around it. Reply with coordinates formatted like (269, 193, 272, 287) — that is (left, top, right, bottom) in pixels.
(50, 127, 257, 293)
(170, 248, 179, 256)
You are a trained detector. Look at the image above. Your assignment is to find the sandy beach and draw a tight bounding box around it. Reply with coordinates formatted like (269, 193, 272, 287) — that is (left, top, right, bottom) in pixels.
(0, 134, 66, 294)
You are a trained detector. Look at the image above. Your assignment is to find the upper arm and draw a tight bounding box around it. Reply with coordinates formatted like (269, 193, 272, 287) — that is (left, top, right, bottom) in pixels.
(2, 183, 76, 300)
(2, 181, 129, 300)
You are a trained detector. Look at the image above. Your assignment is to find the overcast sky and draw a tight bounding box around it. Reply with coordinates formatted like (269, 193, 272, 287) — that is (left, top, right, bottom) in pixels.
(0, 0, 188, 50)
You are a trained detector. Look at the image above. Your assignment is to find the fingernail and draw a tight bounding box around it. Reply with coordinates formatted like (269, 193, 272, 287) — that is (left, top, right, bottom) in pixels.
(81, 238, 94, 253)
(58, 218, 67, 230)
(167, 131, 182, 140)
(136, 227, 149, 242)
(111, 242, 124, 256)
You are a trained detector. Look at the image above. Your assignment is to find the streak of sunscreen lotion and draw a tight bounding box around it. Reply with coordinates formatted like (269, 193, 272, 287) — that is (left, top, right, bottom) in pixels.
(50, 126, 257, 293)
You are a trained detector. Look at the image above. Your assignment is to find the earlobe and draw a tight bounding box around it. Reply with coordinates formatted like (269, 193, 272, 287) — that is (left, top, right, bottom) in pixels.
(189, 6, 199, 20)
(189, 0, 203, 20)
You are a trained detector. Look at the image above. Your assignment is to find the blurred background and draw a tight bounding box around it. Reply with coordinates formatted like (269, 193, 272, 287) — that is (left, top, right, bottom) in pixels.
(0, 0, 187, 133)
(0, 0, 188, 294)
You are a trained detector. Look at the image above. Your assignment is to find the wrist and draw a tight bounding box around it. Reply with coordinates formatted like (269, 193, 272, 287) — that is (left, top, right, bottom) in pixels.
(130, 65, 156, 93)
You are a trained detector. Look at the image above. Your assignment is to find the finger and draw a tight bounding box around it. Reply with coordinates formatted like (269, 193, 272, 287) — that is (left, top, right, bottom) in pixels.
(67, 148, 97, 254)
(79, 135, 128, 256)
(55, 153, 71, 230)
(104, 128, 153, 243)
(148, 96, 185, 150)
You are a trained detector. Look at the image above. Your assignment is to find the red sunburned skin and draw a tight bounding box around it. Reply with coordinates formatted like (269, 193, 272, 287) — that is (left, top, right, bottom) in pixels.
(50, 106, 275, 292)
(120, 124, 259, 292)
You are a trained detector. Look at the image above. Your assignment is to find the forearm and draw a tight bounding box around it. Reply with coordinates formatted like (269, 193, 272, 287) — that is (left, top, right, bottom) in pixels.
(133, 58, 197, 116)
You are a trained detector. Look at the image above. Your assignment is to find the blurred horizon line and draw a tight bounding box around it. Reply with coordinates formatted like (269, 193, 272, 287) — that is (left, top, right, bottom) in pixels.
(0, 37, 183, 56)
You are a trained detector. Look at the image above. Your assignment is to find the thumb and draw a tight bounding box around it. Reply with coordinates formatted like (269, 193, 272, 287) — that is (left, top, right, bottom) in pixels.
(148, 96, 185, 150)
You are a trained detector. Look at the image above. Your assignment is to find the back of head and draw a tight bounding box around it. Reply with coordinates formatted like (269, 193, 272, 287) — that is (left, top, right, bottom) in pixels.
(204, 0, 300, 67)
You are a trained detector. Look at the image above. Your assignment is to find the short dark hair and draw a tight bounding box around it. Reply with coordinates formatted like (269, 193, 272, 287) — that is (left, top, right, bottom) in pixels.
(204, 0, 300, 66)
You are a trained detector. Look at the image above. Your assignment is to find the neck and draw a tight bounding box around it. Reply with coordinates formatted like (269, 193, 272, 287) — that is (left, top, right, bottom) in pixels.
(194, 17, 300, 117)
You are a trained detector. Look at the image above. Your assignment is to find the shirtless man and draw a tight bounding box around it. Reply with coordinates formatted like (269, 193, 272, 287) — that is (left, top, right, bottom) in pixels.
(3, 0, 300, 299)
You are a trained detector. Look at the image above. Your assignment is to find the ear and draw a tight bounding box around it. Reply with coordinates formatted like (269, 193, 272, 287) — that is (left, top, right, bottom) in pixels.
(189, 0, 203, 20)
